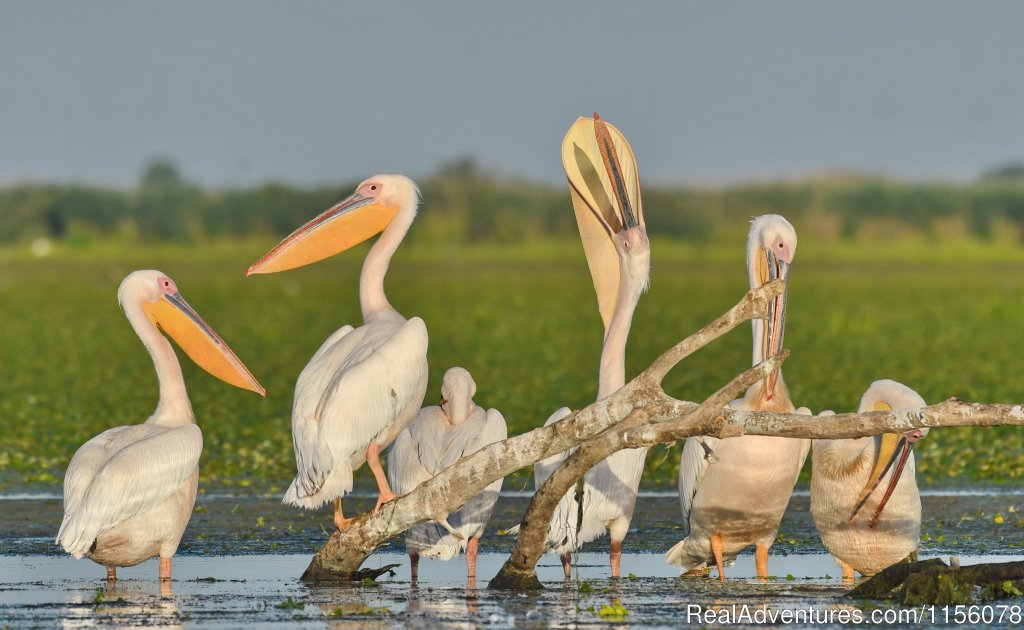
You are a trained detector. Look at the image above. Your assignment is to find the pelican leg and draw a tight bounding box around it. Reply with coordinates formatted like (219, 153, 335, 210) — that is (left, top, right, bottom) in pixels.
(106, 566, 116, 583)
(333, 497, 353, 531)
(159, 556, 171, 581)
(840, 560, 855, 580)
(466, 536, 479, 578)
(610, 539, 622, 578)
(366, 443, 402, 514)
(755, 544, 769, 579)
(559, 553, 572, 579)
(409, 551, 420, 581)
(710, 532, 725, 581)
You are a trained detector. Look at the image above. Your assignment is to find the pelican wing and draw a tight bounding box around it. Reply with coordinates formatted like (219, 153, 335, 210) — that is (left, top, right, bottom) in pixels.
(677, 436, 717, 539)
(61, 425, 135, 518)
(387, 412, 451, 558)
(532, 406, 585, 553)
(451, 408, 508, 534)
(309, 324, 355, 364)
(562, 116, 643, 329)
(387, 407, 446, 495)
(287, 324, 364, 499)
(57, 423, 202, 558)
(288, 316, 428, 502)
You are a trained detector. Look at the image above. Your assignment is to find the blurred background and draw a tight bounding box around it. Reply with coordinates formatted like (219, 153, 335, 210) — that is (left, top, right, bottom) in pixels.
(2, 1, 1023, 492)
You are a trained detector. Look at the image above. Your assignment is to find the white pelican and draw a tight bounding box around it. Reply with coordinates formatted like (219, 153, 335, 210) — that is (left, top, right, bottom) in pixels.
(387, 367, 508, 580)
(811, 379, 927, 578)
(57, 270, 264, 582)
(668, 215, 809, 580)
(533, 114, 650, 578)
(247, 175, 428, 530)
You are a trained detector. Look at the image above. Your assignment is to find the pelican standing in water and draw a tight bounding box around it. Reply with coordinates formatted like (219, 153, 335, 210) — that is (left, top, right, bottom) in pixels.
(57, 270, 264, 582)
(248, 175, 428, 529)
(533, 114, 650, 578)
(668, 215, 809, 580)
(811, 379, 927, 578)
(388, 367, 508, 581)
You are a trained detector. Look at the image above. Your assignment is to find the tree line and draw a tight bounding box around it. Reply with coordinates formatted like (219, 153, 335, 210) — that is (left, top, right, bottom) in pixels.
(4, 158, 1024, 245)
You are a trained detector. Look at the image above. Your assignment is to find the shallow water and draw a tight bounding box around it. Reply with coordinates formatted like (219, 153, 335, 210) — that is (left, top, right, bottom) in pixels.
(3, 489, 1023, 627)
(3, 552, 1024, 628)
(4, 488, 1020, 557)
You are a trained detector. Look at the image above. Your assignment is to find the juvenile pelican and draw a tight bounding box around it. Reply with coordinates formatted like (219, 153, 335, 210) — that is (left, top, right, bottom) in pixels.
(668, 215, 809, 580)
(57, 270, 264, 582)
(248, 175, 428, 530)
(534, 114, 650, 578)
(388, 367, 507, 580)
(811, 379, 927, 578)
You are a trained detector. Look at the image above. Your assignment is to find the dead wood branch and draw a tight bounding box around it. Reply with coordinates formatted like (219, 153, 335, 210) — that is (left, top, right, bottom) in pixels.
(850, 557, 1024, 604)
(488, 352, 788, 589)
(299, 276, 1024, 585)
(300, 281, 782, 581)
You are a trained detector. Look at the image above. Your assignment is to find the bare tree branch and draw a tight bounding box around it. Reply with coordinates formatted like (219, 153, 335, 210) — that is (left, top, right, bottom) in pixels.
(300, 282, 780, 581)
(488, 353, 788, 589)
(298, 279, 1024, 585)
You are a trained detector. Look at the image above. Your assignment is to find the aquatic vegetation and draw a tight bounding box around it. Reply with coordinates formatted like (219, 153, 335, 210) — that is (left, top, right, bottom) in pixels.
(274, 596, 304, 610)
(598, 600, 629, 620)
(1, 241, 1023, 491)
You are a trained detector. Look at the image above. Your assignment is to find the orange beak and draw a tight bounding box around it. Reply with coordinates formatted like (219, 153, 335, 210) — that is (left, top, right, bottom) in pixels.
(143, 292, 265, 396)
(848, 402, 922, 526)
(246, 193, 400, 275)
(757, 248, 789, 395)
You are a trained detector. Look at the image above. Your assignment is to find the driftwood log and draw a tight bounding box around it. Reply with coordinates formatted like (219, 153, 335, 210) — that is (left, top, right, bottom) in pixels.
(850, 558, 1024, 604)
(300, 279, 1024, 586)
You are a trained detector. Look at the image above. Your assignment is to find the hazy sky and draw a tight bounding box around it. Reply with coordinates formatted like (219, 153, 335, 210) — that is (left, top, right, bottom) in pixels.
(3, 1, 1024, 188)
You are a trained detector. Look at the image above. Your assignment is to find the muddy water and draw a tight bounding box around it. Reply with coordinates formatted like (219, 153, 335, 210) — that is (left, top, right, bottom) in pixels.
(2, 488, 1023, 627)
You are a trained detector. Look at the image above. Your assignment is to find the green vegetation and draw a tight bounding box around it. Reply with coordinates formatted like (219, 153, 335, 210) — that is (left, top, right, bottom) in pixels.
(2, 168, 1024, 492)
(274, 596, 304, 610)
(1, 238, 1023, 490)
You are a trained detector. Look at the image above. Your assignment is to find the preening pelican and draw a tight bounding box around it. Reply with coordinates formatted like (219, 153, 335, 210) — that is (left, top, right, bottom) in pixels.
(248, 175, 428, 530)
(533, 114, 650, 578)
(57, 270, 264, 582)
(668, 215, 809, 580)
(811, 379, 927, 578)
(387, 367, 507, 580)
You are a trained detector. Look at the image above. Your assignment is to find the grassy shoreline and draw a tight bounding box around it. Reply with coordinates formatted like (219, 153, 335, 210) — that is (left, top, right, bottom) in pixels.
(1, 237, 1022, 490)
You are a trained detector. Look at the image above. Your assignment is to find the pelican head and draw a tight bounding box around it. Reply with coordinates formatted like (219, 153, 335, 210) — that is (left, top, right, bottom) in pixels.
(247, 174, 420, 275)
(119, 270, 265, 395)
(747, 214, 797, 399)
(562, 113, 649, 329)
(850, 379, 928, 526)
(439, 367, 477, 426)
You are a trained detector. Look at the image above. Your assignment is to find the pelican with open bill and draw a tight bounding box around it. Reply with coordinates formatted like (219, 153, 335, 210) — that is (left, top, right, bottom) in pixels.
(531, 113, 651, 578)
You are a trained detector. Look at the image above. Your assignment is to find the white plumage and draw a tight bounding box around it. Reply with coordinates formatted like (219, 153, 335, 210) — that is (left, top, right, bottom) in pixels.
(58, 424, 202, 561)
(248, 175, 429, 528)
(811, 379, 927, 577)
(669, 215, 809, 580)
(57, 270, 263, 581)
(534, 115, 649, 578)
(388, 367, 507, 578)
(284, 314, 428, 507)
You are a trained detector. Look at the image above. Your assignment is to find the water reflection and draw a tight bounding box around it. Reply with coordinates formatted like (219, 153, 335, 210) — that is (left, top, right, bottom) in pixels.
(59, 581, 182, 629)
(404, 581, 483, 628)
